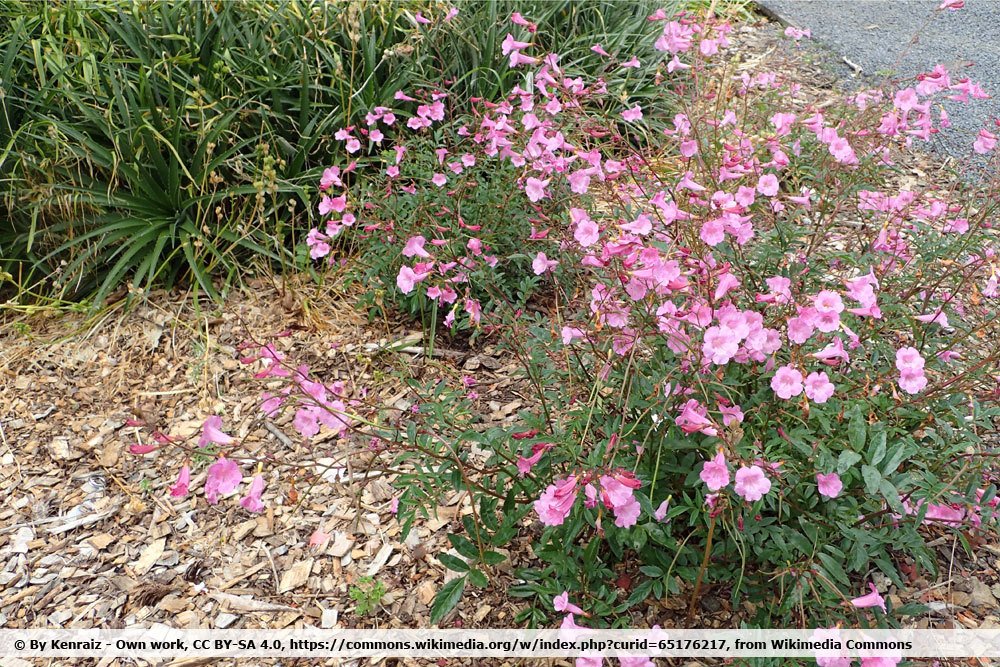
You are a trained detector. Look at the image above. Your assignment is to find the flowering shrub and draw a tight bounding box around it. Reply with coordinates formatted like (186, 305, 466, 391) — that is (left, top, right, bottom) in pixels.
(149, 1, 1000, 652)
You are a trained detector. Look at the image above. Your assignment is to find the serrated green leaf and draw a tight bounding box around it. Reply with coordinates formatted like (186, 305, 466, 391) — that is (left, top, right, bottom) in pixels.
(430, 576, 466, 624)
(437, 553, 470, 573)
(447, 533, 479, 560)
(468, 569, 488, 588)
(481, 551, 506, 566)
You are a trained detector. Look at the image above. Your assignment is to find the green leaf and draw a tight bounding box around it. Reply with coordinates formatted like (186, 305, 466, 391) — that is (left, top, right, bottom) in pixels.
(862, 464, 882, 495)
(848, 409, 867, 451)
(430, 576, 466, 624)
(895, 602, 930, 616)
(447, 534, 479, 560)
(481, 551, 506, 566)
(437, 553, 470, 573)
(468, 569, 488, 588)
(879, 479, 905, 514)
(880, 441, 909, 476)
(867, 430, 887, 468)
(838, 450, 863, 474)
(816, 552, 849, 587)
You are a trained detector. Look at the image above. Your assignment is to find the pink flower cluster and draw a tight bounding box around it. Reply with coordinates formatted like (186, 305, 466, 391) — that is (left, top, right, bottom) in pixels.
(534, 469, 667, 530)
(894, 346, 928, 395)
(166, 417, 266, 513)
(699, 451, 772, 503)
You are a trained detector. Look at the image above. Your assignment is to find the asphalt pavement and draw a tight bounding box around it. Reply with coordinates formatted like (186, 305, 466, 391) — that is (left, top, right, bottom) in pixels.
(756, 0, 1000, 161)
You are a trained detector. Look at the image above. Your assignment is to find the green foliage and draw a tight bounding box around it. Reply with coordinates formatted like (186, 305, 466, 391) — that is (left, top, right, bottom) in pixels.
(348, 576, 386, 617)
(0, 0, 700, 306)
(0, 0, 415, 303)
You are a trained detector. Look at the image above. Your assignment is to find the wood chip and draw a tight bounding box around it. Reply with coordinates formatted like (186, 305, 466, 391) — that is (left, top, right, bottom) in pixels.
(366, 543, 394, 577)
(278, 558, 313, 594)
(132, 538, 166, 576)
(210, 591, 298, 613)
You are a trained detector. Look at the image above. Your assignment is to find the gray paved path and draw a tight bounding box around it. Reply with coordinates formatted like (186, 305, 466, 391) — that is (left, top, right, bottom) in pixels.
(757, 0, 1000, 160)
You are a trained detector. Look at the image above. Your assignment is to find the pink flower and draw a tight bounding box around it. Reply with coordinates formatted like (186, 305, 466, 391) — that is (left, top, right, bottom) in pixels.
(396, 264, 431, 294)
(895, 346, 925, 371)
(535, 476, 579, 526)
(510, 12, 537, 32)
(621, 105, 644, 122)
(204, 457, 243, 505)
(893, 88, 919, 112)
(804, 371, 836, 403)
(784, 26, 810, 40)
(553, 591, 584, 615)
(702, 326, 739, 365)
(620, 658, 654, 667)
(431, 173, 447, 187)
(402, 235, 431, 258)
(653, 499, 670, 521)
(899, 369, 928, 394)
(319, 166, 341, 190)
(509, 51, 539, 68)
(532, 252, 559, 275)
(501, 33, 530, 55)
(613, 496, 641, 528)
(939, 0, 964, 9)
(814, 290, 844, 314)
(895, 346, 927, 393)
(516, 442, 553, 475)
(199, 415, 234, 447)
(700, 451, 730, 491)
(591, 43, 611, 57)
(861, 658, 901, 667)
(573, 213, 600, 247)
(757, 173, 779, 197)
(240, 474, 266, 513)
(816, 473, 843, 498)
(974, 128, 997, 154)
(851, 583, 886, 613)
(318, 194, 347, 215)
(700, 218, 725, 246)
(169, 465, 191, 498)
(561, 326, 585, 344)
(720, 404, 744, 426)
(525, 177, 550, 202)
(828, 137, 856, 163)
(734, 466, 771, 502)
(771, 365, 804, 399)
(787, 314, 815, 344)
(676, 399, 718, 437)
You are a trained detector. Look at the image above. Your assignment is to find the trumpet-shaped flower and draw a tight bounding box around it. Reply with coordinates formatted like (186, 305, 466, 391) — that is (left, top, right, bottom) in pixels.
(734, 465, 771, 501)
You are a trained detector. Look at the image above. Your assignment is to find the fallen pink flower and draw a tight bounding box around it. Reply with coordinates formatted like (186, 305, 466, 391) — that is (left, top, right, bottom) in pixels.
(169, 465, 191, 497)
(204, 457, 243, 505)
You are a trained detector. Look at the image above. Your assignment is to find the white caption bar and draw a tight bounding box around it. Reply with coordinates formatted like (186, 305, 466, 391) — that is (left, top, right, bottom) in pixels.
(3, 628, 1000, 658)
